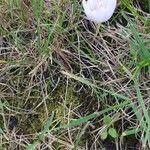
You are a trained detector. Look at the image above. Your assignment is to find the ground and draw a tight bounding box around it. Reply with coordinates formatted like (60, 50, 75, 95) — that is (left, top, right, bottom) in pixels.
(0, 0, 150, 150)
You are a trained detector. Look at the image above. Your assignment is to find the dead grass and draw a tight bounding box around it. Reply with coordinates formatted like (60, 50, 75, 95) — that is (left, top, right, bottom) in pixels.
(0, 0, 150, 149)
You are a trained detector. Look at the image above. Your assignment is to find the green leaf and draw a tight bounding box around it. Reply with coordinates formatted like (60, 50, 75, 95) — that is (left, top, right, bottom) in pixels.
(108, 128, 118, 138)
(61, 71, 131, 101)
(121, 127, 143, 137)
(103, 116, 112, 125)
(100, 129, 108, 140)
(54, 101, 130, 131)
(121, 0, 144, 22)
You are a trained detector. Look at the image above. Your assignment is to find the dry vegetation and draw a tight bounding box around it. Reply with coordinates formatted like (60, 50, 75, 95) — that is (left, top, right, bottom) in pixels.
(0, 0, 150, 150)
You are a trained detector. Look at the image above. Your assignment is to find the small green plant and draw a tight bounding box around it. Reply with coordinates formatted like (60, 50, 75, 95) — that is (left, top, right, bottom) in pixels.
(100, 113, 120, 140)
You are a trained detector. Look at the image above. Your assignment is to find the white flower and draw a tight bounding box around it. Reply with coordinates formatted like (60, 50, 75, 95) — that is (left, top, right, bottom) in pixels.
(82, 0, 117, 23)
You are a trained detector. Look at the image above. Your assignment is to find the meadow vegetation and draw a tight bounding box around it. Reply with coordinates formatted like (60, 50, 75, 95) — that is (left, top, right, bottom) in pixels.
(0, 0, 150, 149)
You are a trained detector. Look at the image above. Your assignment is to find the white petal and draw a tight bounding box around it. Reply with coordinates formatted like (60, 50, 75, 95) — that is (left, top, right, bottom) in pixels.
(82, 0, 117, 23)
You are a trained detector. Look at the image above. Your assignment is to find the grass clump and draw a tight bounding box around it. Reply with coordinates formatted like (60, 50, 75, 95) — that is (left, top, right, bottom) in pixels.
(0, 0, 150, 149)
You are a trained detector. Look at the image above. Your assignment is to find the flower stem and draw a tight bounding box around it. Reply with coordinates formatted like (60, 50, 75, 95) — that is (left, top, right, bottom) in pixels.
(95, 23, 101, 36)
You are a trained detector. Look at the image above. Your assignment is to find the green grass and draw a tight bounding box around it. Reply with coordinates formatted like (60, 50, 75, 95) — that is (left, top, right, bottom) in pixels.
(0, 0, 150, 149)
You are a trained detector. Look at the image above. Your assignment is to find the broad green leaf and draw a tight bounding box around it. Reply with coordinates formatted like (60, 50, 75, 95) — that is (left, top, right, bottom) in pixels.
(108, 128, 118, 138)
(103, 116, 112, 125)
(100, 129, 108, 140)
